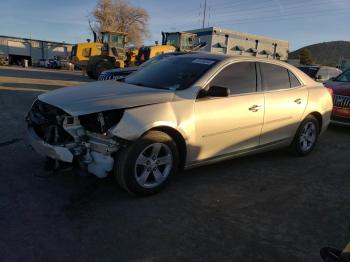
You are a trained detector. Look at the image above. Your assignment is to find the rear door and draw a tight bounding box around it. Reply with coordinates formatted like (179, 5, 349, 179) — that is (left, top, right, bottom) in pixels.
(194, 62, 265, 161)
(259, 62, 308, 145)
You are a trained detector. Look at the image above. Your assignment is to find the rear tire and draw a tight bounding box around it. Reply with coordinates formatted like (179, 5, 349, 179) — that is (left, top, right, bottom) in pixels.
(289, 115, 319, 156)
(114, 131, 179, 196)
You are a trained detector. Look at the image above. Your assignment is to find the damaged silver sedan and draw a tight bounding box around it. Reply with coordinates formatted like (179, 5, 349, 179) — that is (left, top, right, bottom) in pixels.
(27, 53, 332, 195)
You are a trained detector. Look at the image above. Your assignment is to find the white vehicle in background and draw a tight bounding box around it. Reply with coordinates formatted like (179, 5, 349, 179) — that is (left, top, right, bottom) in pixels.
(298, 65, 342, 82)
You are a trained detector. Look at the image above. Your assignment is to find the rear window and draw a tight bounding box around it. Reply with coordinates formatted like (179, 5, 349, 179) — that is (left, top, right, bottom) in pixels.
(126, 56, 219, 90)
(288, 70, 302, 87)
(260, 63, 291, 91)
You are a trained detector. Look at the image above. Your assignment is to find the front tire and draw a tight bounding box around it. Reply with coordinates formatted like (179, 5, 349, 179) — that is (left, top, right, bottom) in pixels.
(95, 60, 115, 79)
(114, 131, 179, 196)
(289, 115, 319, 156)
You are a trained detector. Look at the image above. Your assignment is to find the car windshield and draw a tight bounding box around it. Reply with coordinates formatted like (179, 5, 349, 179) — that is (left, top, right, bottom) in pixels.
(341, 60, 350, 71)
(335, 69, 350, 82)
(125, 56, 219, 90)
(139, 54, 169, 68)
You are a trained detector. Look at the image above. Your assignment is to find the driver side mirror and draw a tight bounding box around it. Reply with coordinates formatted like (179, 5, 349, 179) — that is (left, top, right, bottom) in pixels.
(206, 85, 230, 97)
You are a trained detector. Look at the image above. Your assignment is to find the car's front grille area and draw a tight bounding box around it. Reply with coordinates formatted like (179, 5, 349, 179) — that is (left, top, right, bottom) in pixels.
(333, 94, 350, 109)
(98, 74, 115, 81)
(27, 100, 74, 145)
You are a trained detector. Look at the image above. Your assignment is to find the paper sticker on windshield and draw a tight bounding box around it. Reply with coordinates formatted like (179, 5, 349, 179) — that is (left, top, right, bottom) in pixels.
(192, 59, 215, 65)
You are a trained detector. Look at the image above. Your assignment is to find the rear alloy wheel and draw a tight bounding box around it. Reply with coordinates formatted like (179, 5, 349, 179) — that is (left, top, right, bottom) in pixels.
(115, 131, 179, 196)
(290, 115, 319, 156)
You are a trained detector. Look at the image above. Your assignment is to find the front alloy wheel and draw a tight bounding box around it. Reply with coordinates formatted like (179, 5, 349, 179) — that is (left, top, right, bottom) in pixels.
(115, 131, 179, 196)
(135, 143, 173, 188)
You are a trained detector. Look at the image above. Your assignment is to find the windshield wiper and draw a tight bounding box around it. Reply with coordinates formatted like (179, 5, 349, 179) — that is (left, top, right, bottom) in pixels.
(128, 82, 146, 87)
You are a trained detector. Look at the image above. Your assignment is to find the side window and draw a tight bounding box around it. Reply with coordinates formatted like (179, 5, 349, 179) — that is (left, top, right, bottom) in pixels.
(288, 70, 302, 87)
(260, 63, 291, 91)
(82, 48, 91, 58)
(210, 62, 257, 95)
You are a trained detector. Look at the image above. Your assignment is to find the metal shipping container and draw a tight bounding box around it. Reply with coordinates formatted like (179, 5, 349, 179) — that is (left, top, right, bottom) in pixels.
(188, 27, 289, 61)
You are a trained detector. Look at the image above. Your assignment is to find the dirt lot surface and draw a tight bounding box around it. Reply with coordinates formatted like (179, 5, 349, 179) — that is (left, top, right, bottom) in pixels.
(0, 66, 349, 262)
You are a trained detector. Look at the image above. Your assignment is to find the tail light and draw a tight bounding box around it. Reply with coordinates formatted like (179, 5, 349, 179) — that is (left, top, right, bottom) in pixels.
(325, 87, 333, 95)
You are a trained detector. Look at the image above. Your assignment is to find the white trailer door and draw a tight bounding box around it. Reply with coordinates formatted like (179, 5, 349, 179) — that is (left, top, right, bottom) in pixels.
(8, 41, 30, 56)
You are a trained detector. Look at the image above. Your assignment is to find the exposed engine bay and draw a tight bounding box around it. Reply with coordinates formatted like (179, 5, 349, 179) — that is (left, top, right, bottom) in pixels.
(26, 100, 128, 178)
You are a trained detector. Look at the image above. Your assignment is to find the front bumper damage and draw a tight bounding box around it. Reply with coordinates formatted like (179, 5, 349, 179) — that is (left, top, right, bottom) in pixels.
(26, 101, 127, 178)
(27, 127, 74, 162)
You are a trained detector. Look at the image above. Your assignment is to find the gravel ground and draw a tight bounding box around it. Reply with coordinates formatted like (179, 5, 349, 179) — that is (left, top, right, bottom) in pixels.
(0, 66, 349, 262)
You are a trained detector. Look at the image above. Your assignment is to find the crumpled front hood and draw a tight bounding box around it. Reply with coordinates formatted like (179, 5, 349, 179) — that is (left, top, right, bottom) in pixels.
(38, 80, 175, 116)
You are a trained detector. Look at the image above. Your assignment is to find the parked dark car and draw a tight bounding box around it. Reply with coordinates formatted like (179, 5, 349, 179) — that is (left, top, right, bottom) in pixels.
(298, 65, 342, 82)
(324, 69, 350, 125)
(98, 52, 188, 81)
(47, 59, 62, 69)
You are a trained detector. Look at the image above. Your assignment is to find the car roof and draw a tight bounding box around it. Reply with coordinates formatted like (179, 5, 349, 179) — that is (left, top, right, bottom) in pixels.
(173, 52, 229, 61)
(173, 52, 300, 68)
(174, 52, 318, 86)
(298, 65, 319, 68)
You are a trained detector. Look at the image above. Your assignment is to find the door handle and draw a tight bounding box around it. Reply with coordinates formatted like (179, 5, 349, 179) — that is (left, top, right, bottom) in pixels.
(249, 105, 262, 112)
(294, 98, 302, 104)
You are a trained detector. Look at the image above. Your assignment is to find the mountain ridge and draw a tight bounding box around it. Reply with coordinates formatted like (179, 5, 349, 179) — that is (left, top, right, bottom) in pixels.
(289, 41, 350, 65)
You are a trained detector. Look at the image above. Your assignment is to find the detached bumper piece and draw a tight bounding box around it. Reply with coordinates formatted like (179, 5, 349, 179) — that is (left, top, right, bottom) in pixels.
(27, 126, 74, 162)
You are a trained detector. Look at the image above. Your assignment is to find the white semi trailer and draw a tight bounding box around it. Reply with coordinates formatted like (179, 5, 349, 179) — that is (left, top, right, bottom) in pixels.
(188, 27, 289, 61)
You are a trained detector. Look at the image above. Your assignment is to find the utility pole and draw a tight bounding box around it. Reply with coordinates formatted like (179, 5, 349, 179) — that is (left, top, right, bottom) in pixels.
(202, 0, 207, 29)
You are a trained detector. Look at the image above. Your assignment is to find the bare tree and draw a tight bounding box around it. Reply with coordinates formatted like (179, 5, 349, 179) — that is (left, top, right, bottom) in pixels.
(91, 0, 149, 47)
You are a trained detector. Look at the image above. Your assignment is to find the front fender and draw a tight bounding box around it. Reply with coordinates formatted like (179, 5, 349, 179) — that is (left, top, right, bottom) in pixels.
(109, 101, 193, 142)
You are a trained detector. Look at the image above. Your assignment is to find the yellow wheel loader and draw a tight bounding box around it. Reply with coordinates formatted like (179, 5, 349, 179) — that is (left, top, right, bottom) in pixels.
(162, 31, 205, 52)
(71, 31, 128, 80)
(86, 31, 128, 79)
(135, 31, 205, 65)
(70, 42, 103, 70)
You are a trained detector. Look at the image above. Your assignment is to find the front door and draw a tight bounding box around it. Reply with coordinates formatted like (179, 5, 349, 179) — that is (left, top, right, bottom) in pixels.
(194, 62, 265, 161)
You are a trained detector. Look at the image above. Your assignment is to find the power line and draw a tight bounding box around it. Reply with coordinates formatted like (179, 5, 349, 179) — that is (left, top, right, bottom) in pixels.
(168, 5, 350, 31)
(213, 0, 348, 11)
(212, 7, 350, 26)
(212, 0, 349, 18)
(157, 0, 349, 32)
(168, 0, 348, 27)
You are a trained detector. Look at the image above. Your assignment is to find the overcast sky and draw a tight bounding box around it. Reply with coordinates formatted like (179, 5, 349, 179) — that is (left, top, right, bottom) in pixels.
(0, 0, 349, 50)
